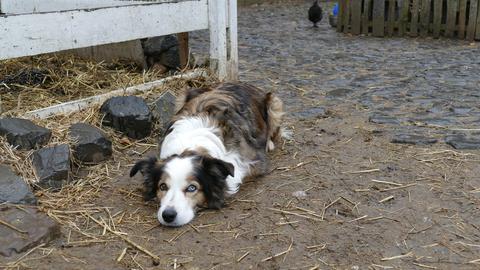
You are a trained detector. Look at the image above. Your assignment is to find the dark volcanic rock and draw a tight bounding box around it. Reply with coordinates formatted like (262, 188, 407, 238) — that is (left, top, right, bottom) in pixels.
(293, 107, 328, 119)
(445, 134, 480, 150)
(100, 96, 152, 139)
(69, 123, 112, 163)
(152, 91, 177, 129)
(0, 118, 51, 150)
(143, 35, 181, 69)
(32, 144, 70, 189)
(0, 165, 37, 205)
(368, 114, 401, 125)
(391, 134, 438, 145)
(0, 205, 60, 257)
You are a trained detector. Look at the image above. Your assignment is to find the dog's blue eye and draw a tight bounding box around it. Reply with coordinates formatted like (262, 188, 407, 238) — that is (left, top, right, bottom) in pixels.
(159, 183, 168, 191)
(186, 185, 197, 193)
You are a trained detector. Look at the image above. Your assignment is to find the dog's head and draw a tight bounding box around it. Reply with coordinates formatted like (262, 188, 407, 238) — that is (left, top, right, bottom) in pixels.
(130, 153, 234, 227)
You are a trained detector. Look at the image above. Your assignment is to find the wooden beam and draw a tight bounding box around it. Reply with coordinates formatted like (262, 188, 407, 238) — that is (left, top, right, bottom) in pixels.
(227, 0, 239, 81)
(177, 32, 189, 69)
(0, 0, 209, 60)
(208, 0, 228, 80)
(372, 0, 385, 37)
(458, 0, 467, 39)
(0, 0, 153, 14)
(433, 0, 442, 38)
(24, 70, 206, 119)
(467, 0, 478, 40)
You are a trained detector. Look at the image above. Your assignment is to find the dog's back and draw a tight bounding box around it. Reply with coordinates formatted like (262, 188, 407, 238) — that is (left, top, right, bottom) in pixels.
(172, 82, 284, 175)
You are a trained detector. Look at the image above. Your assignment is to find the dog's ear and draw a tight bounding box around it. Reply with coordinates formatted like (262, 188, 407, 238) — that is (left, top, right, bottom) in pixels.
(130, 157, 164, 201)
(198, 157, 234, 209)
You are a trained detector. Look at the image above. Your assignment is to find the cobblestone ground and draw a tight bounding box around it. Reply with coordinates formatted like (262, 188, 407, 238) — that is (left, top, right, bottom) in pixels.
(188, 1, 480, 269)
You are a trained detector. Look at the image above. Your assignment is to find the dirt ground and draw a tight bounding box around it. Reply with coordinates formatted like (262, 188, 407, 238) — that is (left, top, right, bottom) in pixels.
(2, 1, 480, 270)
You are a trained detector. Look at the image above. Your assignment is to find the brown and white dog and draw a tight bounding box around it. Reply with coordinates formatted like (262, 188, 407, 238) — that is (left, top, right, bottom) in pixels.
(130, 82, 284, 226)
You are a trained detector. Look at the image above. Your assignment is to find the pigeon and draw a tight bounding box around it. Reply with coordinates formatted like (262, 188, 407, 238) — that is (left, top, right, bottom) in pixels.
(308, 0, 323, 28)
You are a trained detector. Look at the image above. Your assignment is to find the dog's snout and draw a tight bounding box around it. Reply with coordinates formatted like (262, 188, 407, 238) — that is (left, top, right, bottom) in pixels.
(162, 208, 177, 223)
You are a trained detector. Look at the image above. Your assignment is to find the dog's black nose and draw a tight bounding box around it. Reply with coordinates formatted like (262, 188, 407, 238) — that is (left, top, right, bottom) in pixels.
(162, 208, 177, 223)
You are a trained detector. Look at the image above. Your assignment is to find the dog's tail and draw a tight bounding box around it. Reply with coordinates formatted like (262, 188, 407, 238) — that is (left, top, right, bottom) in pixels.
(265, 92, 285, 151)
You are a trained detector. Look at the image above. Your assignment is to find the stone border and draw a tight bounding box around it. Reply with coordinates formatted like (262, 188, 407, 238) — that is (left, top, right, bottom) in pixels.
(23, 69, 206, 120)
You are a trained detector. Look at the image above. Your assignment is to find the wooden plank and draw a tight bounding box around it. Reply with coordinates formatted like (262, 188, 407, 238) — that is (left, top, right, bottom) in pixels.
(337, 0, 346, 32)
(476, 0, 480, 39)
(410, 0, 419, 36)
(177, 32, 189, 69)
(344, 0, 352, 33)
(351, 0, 362, 34)
(0, 0, 161, 14)
(399, 0, 410, 36)
(458, 0, 467, 39)
(387, 0, 396, 36)
(24, 70, 205, 119)
(372, 0, 385, 36)
(208, 0, 228, 80)
(467, 0, 479, 40)
(227, 0, 238, 81)
(445, 0, 458, 37)
(433, 0, 442, 37)
(362, 0, 372, 34)
(420, 0, 431, 36)
(0, 0, 209, 60)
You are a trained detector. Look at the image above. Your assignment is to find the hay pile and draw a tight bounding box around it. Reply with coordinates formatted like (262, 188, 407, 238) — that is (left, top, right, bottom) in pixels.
(0, 54, 217, 268)
(0, 54, 167, 115)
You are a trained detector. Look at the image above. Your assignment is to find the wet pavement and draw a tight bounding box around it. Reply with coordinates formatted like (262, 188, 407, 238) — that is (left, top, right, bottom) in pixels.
(190, 1, 480, 148)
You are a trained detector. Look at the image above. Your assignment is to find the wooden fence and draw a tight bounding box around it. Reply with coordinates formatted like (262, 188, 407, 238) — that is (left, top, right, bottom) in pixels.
(337, 0, 480, 41)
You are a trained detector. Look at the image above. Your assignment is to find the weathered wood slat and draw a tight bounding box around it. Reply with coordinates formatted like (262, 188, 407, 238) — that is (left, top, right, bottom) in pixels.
(0, 0, 158, 14)
(351, 0, 362, 35)
(177, 32, 189, 69)
(227, 0, 239, 81)
(410, 0, 419, 36)
(458, 0, 467, 39)
(344, 0, 352, 33)
(362, 0, 372, 35)
(433, 0, 442, 37)
(208, 0, 228, 80)
(372, 0, 385, 36)
(420, 0, 431, 36)
(337, 0, 346, 32)
(387, 0, 396, 36)
(445, 0, 457, 37)
(399, 0, 410, 36)
(476, 0, 480, 39)
(467, 0, 479, 40)
(0, 0, 209, 60)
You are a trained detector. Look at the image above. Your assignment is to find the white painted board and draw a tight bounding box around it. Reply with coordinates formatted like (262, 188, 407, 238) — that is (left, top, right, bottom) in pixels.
(0, 0, 208, 60)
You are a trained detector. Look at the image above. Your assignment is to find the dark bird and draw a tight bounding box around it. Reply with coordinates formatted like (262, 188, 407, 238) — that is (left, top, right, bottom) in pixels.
(308, 0, 323, 28)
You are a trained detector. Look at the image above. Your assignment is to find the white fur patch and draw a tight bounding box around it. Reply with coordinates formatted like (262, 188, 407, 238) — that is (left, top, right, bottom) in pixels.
(160, 116, 251, 195)
(157, 157, 195, 227)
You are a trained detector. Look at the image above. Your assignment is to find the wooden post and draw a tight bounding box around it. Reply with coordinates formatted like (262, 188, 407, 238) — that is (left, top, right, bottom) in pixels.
(343, 0, 351, 33)
(177, 32, 189, 69)
(372, 0, 385, 37)
(362, 0, 371, 35)
(410, 0, 419, 36)
(474, 0, 480, 40)
(420, 0, 431, 36)
(227, 0, 239, 81)
(399, 0, 410, 36)
(351, 0, 362, 34)
(337, 0, 346, 32)
(458, 0, 467, 39)
(433, 0, 442, 38)
(445, 0, 457, 37)
(208, 0, 228, 80)
(467, 0, 479, 40)
(387, 0, 396, 36)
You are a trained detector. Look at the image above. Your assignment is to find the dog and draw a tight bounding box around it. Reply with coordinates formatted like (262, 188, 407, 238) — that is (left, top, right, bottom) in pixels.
(130, 82, 284, 226)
